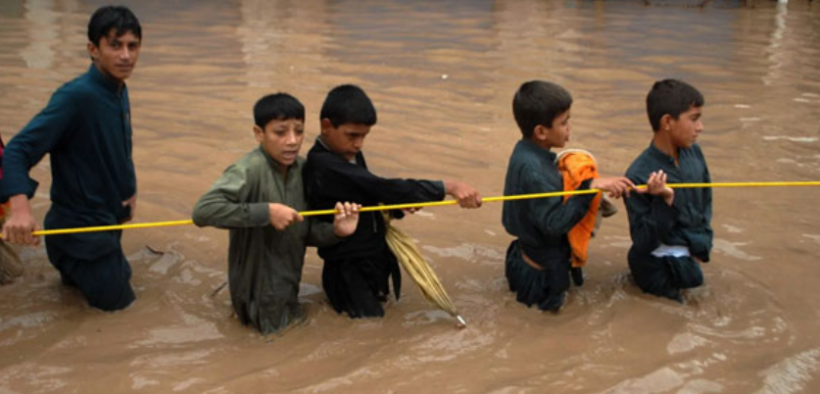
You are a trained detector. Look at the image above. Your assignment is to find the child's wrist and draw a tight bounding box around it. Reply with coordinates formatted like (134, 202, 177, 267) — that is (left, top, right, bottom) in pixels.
(662, 188, 674, 205)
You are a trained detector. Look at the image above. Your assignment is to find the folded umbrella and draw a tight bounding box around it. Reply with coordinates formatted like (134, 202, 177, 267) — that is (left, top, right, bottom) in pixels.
(383, 212, 466, 328)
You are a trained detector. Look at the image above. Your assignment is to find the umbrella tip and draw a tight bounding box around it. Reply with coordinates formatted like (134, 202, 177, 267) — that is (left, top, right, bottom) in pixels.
(455, 315, 467, 329)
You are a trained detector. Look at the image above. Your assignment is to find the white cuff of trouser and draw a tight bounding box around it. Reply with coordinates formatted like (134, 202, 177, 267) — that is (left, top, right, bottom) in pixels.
(651, 244, 690, 258)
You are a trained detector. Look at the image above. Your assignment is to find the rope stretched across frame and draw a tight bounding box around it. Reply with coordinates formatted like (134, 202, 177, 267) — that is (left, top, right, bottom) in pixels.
(1, 181, 819, 239)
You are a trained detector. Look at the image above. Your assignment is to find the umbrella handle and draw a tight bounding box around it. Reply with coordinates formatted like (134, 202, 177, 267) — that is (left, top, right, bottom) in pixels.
(455, 315, 467, 329)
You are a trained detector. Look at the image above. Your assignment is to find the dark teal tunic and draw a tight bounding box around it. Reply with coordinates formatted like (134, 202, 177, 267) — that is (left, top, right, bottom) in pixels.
(624, 142, 713, 301)
(1, 65, 137, 310)
(502, 139, 594, 311)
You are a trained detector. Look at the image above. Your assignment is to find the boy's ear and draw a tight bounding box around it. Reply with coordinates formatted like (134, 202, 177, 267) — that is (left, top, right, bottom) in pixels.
(320, 118, 333, 135)
(659, 114, 674, 132)
(87, 42, 99, 61)
(253, 125, 264, 143)
(532, 124, 548, 141)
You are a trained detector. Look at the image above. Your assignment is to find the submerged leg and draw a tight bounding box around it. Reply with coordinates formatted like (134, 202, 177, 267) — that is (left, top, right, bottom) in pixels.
(628, 252, 701, 302)
(45, 230, 135, 311)
(322, 256, 388, 318)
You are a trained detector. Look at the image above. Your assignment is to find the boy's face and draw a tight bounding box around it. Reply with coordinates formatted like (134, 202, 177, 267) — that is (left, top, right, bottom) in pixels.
(320, 119, 370, 161)
(666, 106, 703, 148)
(88, 30, 141, 82)
(535, 109, 572, 149)
(254, 118, 305, 171)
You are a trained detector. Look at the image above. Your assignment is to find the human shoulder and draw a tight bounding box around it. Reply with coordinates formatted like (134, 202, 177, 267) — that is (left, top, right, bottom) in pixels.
(306, 143, 363, 178)
(237, 147, 269, 168)
(306, 141, 343, 165)
(24, 73, 93, 126)
(506, 152, 557, 191)
(223, 147, 265, 177)
(690, 143, 707, 161)
(509, 139, 548, 166)
(212, 148, 275, 196)
(56, 72, 97, 99)
(625, 146, 653, 182)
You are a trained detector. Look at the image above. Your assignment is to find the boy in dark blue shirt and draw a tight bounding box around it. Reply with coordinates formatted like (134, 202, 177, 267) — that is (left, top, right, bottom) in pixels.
(1, 6, 143, 310)
(502, 80, 635, 312)
(624, 79, 712, 302)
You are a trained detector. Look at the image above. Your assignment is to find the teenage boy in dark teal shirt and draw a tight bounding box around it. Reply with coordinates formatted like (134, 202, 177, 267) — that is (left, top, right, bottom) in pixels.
(1, 6, 143, 311)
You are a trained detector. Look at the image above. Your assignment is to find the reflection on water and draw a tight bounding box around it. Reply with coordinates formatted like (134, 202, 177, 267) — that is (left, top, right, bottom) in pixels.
(2, 0, 820, 392)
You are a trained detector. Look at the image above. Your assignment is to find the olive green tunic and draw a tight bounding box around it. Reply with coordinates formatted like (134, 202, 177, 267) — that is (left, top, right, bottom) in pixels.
(192, 147, 338, 335)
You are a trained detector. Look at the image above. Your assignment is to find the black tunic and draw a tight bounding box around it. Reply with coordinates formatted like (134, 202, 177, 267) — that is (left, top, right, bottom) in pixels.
(624, 142, 713, 301)
(303, 138, 445, 317)
(501, 139, 594, 311)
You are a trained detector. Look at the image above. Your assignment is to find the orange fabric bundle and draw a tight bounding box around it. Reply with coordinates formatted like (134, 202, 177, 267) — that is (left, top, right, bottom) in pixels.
(556, 150, 601, 268)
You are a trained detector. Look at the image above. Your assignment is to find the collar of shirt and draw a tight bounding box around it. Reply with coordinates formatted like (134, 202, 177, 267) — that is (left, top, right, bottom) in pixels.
(316, 135, 331, 152)
(647, 142, 678, 165)
(87, 64, 125, 95)
(316, 136, 358, 164)
(258, 145, 300, 176)
(517, 138, 557, 162)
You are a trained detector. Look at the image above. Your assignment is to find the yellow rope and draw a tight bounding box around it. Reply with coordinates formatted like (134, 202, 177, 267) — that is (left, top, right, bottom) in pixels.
(2, 181, 819, 238)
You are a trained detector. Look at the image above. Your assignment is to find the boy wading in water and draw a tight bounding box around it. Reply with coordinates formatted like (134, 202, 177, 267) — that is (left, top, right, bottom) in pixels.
(193, 93, 360, 334)
(624, 79, 712, 302)
(2, 6, 143, 310)
(502, 80, 635, 312)
(303, 84, 482, 319)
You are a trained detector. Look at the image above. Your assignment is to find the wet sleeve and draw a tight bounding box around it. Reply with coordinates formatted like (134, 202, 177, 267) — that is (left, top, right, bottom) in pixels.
(305, 219, 340, 247)
(624, 175, 679, 256)
(525, 169, 595, 237)
(328, 159, 446, 204)
(191, 163, 271, 229)
(0, 89, 77, 201)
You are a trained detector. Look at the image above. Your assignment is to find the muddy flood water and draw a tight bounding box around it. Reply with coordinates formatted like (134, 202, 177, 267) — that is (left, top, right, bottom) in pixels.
(2, 0, 820, 392)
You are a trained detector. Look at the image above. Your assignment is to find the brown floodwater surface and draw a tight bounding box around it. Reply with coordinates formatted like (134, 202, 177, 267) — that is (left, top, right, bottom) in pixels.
(2, 0, 820, 392)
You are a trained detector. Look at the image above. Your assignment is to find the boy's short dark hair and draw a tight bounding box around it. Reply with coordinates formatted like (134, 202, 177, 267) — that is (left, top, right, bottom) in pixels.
(513, 80, 573, 138)
(87, 6, 142, 46)
(320, 84, 377, 128)
(646, 79, 704, 132)
(254, 93, 304, 128)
